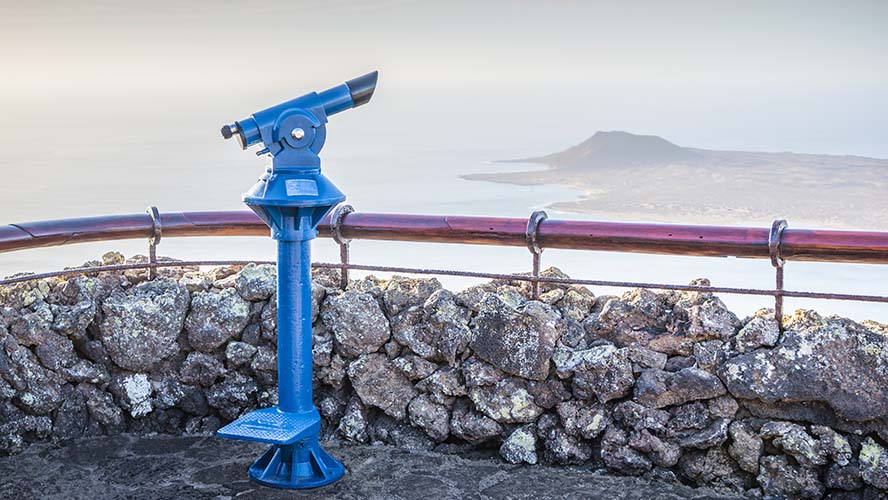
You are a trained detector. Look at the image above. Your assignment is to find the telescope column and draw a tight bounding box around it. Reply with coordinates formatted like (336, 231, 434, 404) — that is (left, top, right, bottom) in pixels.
(276, 236, 314, 414)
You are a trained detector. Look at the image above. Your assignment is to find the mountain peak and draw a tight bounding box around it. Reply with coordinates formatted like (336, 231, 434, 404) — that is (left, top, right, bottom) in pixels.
(587, 130, 677, 144)
(531, 131, 698, 168)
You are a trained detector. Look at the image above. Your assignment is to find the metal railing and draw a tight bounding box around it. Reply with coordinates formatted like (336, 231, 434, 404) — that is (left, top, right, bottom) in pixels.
(2, 207, 887, 330)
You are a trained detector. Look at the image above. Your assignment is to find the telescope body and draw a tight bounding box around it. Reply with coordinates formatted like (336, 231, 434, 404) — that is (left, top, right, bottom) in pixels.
(216, 71, 377, 489)
(223, 72, 378, 160)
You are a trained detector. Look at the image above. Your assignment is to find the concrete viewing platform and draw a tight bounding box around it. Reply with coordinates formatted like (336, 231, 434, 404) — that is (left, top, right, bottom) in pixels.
(0, 434, 742, 500)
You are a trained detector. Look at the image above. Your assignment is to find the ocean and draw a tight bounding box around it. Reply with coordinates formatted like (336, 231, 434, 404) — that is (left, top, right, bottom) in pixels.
(0, 124, 884, 323)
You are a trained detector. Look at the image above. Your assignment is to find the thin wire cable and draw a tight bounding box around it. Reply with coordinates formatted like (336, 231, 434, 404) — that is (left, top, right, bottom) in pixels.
(2, 260, 886, 304)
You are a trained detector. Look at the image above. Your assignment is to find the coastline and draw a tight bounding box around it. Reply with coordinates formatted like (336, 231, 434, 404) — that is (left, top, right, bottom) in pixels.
(462, 162, 888, 231)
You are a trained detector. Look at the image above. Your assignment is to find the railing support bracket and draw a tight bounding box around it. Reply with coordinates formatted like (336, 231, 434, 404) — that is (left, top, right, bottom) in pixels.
(769, 219, 788, 332)
(147, 206, 162, 279)
(526, 210, 548, 300)
(330, 204, 354, 290)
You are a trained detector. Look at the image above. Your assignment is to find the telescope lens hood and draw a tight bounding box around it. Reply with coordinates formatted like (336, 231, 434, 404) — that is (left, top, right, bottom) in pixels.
(345, 71, 378, 107)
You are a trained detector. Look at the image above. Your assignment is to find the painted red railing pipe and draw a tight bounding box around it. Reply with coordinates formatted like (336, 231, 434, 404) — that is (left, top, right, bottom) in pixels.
(0, 210, 886, 264)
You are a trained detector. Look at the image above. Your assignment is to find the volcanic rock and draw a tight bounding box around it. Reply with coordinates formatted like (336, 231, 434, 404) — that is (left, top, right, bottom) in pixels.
(760, 420, 827, 467)
(826, 461, 864, 492)
(407, 394, 450, 442)
(726, 421, 761, 474)
(860, 437, 888, 490)
(722, 312, 888, 422)
(415, 366, 466, 405)
(584, 289, 667, 348)
(527, 378, 570, 409)
(179, 352, 225, 387)
(679, 447, 741, 488)
(470, 294, 561, 381)
(392, 354, 438, 381)
(390, 290, 472, 365)
(734, 312, 780, 353)
(346, 353, 417, 420)
(555, 288, 595, 322)
(556, 400, 608, 439)
(205, 373, 258, 421)
(0, 337, 64, 415)
(461, 357, 506, 388)
(634, 367, 726, 409)
(321, 291, 390, 359)
(233, 263, 276, 301)
(628, 429, 681, 468)
(675, 418, 729, 450)
(337, 396, 369, 443)
(185, 288, 249, 353)
(99, 278, 189, 371)
(449, 399, 502, 443)
(812, 425, 852, 466)
(224, 341, 256, 368)
(757, 454, 824, 499)
(663, 286, 739, 355)
(500, 424, 538, 464)
(601, 426, 652, 475)
(382, 276, 442, 317)
(613, 400, 669, 433)
(468, 378, 543, 424)
(109, 372, 153, 418)
(79, 382, 124, 430)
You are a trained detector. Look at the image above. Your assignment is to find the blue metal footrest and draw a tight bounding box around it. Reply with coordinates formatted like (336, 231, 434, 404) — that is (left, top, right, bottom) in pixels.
(217, 407, 320, 445)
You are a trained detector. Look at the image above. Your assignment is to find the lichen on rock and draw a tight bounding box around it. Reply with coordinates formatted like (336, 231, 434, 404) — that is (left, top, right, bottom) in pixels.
(468, 378, 543, 424)
(860, 437, 888, 489)
(500, 424, 538, 464)
(556, 399, 608, 439)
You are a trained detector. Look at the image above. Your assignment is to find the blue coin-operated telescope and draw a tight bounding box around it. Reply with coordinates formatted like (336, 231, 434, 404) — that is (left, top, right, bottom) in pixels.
(216, 71, 377, 489)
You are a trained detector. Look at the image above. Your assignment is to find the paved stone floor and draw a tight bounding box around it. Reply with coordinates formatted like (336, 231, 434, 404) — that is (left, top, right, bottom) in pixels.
(0, 434, 744, 499)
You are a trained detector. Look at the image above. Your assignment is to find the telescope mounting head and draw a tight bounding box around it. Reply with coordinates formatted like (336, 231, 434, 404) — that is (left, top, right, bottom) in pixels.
(222, 71, 378, 241)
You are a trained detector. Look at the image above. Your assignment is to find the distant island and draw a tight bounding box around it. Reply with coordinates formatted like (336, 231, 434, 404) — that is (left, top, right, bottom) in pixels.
(463, 131, 888, 229)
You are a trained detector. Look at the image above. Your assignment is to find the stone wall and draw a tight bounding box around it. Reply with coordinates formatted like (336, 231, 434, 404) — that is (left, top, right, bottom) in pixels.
(1, 252, 888, 499)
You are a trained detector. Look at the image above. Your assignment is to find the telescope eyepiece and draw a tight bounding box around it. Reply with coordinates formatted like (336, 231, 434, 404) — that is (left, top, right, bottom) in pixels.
(220, 123, 238, 140)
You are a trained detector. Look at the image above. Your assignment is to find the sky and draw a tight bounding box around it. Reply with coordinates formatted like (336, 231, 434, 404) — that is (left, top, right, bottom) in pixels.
(1, 0, 887, 155)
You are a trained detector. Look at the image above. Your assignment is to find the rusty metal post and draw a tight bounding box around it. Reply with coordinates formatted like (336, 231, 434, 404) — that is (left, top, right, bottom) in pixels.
(330, 204, 354, 290)
(147, 206, 162, 279)
(769, 219, 788, 331)
(526, 210, 548, 300)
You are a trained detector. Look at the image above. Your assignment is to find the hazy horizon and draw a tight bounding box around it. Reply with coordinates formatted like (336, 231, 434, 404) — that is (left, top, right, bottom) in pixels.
(2, 0, 888, 158)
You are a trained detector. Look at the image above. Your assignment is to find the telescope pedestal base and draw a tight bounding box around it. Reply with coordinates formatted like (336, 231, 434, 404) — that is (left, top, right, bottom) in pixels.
(249, 438, 345, 489)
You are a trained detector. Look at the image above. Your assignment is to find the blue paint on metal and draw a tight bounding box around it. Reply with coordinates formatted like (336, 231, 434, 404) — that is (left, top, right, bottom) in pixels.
(216, 71, 377, 489)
